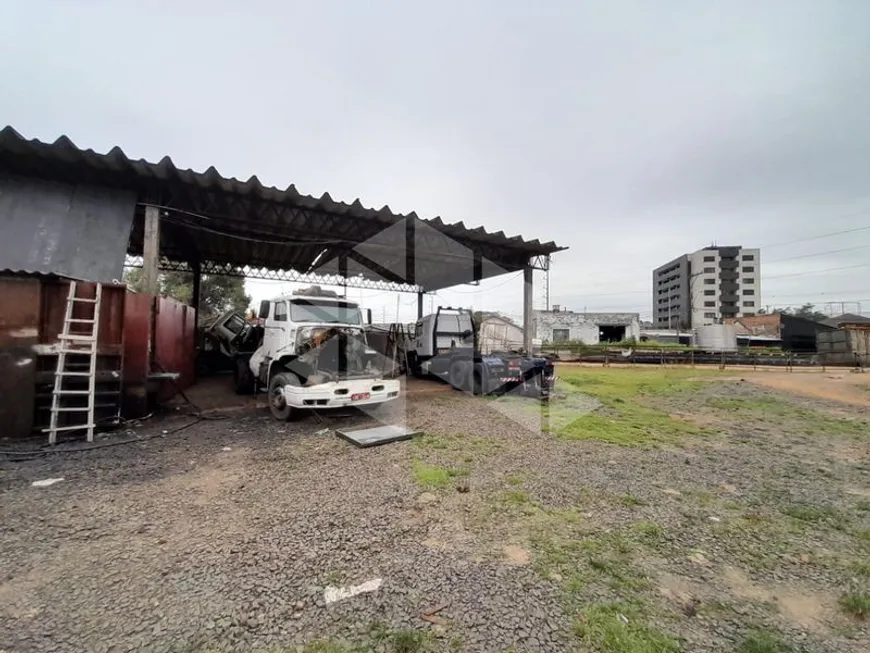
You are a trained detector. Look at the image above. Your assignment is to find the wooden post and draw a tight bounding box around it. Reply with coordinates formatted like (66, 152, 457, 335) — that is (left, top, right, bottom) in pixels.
(142, 205, 161, 295)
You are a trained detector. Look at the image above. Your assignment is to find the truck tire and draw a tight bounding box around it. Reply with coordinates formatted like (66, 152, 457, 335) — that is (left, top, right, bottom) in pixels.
(233, 357, 255, 395)
(268, 372, 302, 421)
(449, 360, 470, 392)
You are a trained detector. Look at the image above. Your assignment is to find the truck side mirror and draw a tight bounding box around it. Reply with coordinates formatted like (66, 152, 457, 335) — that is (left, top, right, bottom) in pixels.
(366, 308, 373, 325)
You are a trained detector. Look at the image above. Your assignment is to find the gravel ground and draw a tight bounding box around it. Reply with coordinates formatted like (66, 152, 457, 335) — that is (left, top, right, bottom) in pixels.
(2, 372, 869, 653)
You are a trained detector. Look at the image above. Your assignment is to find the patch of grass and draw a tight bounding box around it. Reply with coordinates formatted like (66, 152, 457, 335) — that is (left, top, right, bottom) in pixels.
(324, 570, 346, 585)
(391, 629, 433, 653)
(557, 405, 704, 446)
(574, 601, 682, 653)
(850, 560, 870, 576)
(546, 369, 713, 446)
(412, 461, 467, 489)
(503, 489, 532, 506)
(630, 521, 665, 544)
(839, 591, 870, 619)
(855, 528, 870, 542)
(855, 500, 870, 512)
(619, 494, 647, 507)
(506, 475, 525, 486)
(705, 396, 869, 436)
(737, 630, 794, 653)
(779, 503, 849, 530)
(705, 396, 810, 417)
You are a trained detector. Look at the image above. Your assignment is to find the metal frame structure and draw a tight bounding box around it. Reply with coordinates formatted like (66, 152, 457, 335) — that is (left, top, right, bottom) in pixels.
(1, 126, 567, 352)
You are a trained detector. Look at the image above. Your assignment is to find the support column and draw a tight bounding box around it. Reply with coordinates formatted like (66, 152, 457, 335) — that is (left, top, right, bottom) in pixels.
(417, 292, 424, 318)
(191, 260, 202, 311)
(523, 265, 534, 354)
(142, 205, 161, 295)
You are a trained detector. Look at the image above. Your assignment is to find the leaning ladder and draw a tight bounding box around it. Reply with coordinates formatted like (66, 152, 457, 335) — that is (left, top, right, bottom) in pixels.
(46, 281, 103, 444)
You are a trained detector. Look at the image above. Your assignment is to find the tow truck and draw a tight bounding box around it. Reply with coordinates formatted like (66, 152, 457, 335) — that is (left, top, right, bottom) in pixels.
(404, 307, 555, 397)
(234, 287, 401, 420)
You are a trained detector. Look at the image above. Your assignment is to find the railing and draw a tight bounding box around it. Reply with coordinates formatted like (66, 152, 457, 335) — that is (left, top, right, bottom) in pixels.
(539, 343, 824, 370)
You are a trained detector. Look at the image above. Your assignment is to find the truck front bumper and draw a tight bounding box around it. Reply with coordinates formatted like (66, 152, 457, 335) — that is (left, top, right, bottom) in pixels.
(281, 378, 401, 409)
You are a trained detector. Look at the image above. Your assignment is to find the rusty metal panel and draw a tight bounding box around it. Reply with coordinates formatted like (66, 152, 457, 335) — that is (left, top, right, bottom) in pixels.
(153, 297, 196, 402)
(122, 292, 153, 418)
(0, 276, 40, 437)
(0, 276, 41, 346)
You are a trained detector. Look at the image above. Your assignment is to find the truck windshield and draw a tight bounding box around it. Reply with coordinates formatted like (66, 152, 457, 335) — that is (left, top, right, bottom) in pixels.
(289, 300, 362, 325)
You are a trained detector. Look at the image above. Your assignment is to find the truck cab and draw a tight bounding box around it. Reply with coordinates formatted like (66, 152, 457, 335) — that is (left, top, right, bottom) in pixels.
(242, 286, 401, 420)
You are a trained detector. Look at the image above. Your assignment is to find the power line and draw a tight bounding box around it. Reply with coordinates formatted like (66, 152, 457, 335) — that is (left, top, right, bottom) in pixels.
(446, 271, 524, 293)
(763, 263, 870, 280)
(766, 243, 870, 264)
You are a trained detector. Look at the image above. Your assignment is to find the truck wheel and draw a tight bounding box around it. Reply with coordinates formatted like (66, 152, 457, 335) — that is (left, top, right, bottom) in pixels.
(268, 372, 301, 421)
(449, 360, 470, 392)
(233, 357, 255, 395)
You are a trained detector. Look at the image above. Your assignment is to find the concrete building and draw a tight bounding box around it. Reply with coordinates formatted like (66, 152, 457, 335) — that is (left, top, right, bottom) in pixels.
(534, 307, 641, 344)
(653, 246, 760, 329)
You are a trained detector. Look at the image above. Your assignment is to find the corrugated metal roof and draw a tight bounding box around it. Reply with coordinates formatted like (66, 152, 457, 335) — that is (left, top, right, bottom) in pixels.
(0, 126, 566, 291)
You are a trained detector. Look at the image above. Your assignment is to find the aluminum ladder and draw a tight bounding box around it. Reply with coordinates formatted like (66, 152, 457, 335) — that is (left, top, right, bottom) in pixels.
(46, 281, 102, 444)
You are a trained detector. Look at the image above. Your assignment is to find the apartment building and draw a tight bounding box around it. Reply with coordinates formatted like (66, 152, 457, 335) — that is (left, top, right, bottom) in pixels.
(652, 246, 760, 329)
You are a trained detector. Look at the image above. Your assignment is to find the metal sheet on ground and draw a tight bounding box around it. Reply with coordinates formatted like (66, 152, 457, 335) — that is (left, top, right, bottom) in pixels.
(335, 424, 420, 448)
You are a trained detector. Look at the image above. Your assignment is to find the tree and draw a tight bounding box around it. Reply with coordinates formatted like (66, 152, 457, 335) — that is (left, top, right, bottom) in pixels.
(122, 267, 251, 319)
(757, 304, 828, 322)
(791, 303, 829, 323)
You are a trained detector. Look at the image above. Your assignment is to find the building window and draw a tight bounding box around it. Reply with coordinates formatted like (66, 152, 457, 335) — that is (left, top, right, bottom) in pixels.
(704, 290, 715, 296)
(552, 328, 569, 343)
(703, 267, 715, 273)
(703, 256, 715, 262)
(743, 289, 755, 296)
(744, 278, 755, 284)
(704, 279, 716, 285)
(743, 301, 755, 307)
(704, 301, 715, 307)
(742, 254, 755, 261)
(704, 312, 716, 318)
(273, 301, 287, 322)
(742, 266, 755, 273)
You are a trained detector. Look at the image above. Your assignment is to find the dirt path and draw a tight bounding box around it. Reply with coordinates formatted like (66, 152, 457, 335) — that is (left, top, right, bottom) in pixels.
(735, 370, 870, 407)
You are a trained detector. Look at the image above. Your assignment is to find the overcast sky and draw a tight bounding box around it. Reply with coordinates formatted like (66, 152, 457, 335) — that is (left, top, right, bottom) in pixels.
(2, 0, 869, 321)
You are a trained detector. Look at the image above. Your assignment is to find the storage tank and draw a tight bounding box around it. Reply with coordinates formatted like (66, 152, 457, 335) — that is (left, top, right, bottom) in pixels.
(694, 324, 738, 352)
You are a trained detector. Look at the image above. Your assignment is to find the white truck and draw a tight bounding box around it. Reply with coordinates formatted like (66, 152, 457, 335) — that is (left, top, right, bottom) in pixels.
(234, 287, 401, 421)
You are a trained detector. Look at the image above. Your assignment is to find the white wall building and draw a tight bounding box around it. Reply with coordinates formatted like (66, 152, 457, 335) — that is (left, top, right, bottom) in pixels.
(534, 307, 641, 344)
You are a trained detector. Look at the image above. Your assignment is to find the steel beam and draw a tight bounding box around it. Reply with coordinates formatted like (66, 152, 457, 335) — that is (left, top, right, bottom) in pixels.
(523, 265, 534, 354)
